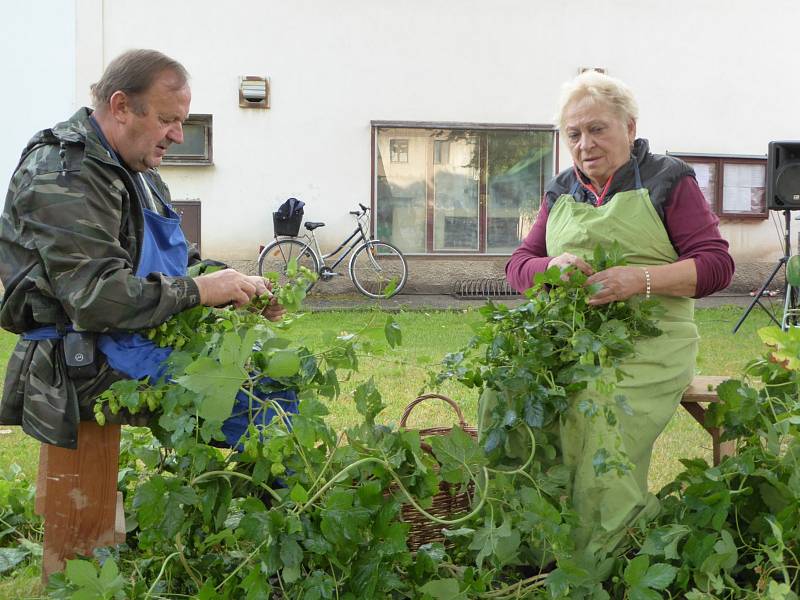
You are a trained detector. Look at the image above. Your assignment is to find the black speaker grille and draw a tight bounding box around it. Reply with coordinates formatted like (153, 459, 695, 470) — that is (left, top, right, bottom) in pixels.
(776, 165, 800, 209)
(768, 141, 800, 210)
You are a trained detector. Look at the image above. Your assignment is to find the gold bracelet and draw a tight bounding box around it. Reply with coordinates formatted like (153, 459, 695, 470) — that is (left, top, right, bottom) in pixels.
(642, 268, 651, 300)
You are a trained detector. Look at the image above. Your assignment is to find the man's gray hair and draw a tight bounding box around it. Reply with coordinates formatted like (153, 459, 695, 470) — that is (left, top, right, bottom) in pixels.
(90, 49, 189, 114)
(557, 70, 639, 131)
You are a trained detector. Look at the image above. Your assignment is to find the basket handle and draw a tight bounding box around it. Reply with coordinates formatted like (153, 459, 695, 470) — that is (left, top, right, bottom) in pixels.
(399, 393, 468, 430)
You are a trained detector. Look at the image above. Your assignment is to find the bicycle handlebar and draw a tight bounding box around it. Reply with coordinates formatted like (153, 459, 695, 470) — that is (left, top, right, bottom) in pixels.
(349, 203, 370, 217)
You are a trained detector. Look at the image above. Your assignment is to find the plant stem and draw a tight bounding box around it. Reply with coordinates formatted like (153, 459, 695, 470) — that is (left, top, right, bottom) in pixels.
(144, 551, 182, 599)
(485, 424, 536, 475)
(175, 532, 203, 590)
(191, 470, 282, 503)
(295, 455, 490, 526)
(215, 539, 268, 591)
(478, 572, 548, 598)
(305, 432, 346, 501)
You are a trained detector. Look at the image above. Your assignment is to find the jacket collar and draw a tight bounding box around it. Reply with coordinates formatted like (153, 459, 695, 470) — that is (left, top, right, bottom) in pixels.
(571, 138, 650, 202)
(31, 108, 166, 180)
(21, 107, 123, 169)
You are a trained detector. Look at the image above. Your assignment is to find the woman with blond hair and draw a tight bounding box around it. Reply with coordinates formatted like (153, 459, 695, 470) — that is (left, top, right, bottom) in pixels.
(505, 70, 734, 560)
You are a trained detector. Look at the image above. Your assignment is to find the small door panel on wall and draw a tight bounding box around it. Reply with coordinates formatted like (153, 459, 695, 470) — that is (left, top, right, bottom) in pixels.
(172, 200, 201, 253)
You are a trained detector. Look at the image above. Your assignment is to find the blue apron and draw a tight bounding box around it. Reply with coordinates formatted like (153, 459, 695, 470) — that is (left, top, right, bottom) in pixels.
(95, 179, 188, 381)
(25, 120, 296, 446)
(97, 182, 298, 447)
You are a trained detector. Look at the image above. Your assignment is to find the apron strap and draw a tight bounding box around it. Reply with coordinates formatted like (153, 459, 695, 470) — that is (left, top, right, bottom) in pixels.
(633, 159, 643, 190)
(137, 173, 159, 212)
(569, 156, 644, 202)
(138, 172, 173, 214)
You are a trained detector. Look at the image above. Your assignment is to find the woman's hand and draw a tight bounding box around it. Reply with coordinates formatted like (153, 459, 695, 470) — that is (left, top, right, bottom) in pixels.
(585, 266, 645, 305)
(548, 253, 595, 277)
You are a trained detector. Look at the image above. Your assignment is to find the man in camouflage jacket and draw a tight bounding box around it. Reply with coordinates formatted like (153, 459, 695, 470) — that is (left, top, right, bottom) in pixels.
(0, 50, 274, 448)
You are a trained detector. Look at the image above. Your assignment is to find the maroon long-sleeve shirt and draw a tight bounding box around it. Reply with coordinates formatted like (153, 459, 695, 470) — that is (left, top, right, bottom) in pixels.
(505, 175, 734, 298)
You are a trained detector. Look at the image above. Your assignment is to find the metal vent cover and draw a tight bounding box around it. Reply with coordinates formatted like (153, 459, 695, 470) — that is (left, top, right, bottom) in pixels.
(451, 278, 520, 299)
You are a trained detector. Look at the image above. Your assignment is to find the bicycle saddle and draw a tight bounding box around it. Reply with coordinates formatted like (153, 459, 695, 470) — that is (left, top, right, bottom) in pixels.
(304, 222, 325, 231)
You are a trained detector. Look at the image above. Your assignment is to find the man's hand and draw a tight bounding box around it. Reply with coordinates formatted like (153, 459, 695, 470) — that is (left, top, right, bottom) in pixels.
(194, 269, 268, 308)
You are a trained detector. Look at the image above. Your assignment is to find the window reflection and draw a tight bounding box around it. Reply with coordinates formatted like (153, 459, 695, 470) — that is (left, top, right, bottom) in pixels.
(487, 130, 552, 253)
(375, 126, 555, 254)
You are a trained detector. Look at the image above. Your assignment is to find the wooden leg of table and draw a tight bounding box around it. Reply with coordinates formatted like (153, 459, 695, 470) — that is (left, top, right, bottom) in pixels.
(718, 438, 736, 463)
(709, 427, 737, 466)
(682, 400, 737, 466)
(709, 427, 720, 466)
(680, 401, 707, 428)
(40, 422, 121, 583)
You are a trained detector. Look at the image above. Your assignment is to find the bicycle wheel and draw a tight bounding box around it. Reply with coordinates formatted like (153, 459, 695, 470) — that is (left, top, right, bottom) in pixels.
(349, 240, 408, 298)
(258, 239, 320, 292)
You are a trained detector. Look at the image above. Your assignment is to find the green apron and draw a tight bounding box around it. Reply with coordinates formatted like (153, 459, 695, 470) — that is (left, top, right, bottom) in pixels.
(492, 163, 699, 560)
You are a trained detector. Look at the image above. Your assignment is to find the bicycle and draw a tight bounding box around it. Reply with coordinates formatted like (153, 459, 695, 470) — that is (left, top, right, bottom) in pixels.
(257, 203, 408, 298)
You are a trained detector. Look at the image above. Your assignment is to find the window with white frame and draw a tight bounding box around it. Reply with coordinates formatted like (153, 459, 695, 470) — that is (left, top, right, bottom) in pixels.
(373, 123, 557, 254)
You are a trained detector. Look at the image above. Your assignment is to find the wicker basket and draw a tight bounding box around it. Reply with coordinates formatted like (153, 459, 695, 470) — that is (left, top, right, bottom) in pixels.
(396, 393, 477, 551)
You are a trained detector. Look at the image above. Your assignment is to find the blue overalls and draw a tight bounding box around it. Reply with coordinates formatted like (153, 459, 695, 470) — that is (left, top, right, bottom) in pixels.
(25, 119, 297, 447)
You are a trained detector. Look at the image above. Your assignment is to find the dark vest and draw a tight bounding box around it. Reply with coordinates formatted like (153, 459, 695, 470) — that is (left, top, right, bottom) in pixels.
(544, 138, 695, 222)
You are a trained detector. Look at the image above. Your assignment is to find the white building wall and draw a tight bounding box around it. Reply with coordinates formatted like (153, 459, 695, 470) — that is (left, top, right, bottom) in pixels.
(0, 1, 75, 189)
(16, 0, 800, 279)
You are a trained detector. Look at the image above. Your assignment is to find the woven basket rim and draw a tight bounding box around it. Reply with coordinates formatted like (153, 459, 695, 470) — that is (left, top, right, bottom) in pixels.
(400, 393, 472, 430)
(395, 393, 478, 551)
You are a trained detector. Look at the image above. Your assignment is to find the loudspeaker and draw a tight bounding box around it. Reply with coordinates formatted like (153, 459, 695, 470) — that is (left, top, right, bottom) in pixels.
(767, 141, 800, 210)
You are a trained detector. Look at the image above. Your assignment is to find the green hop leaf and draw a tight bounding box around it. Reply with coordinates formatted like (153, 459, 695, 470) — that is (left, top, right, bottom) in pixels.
(418, 578, 462, 599)
(266, 349, 301, 378)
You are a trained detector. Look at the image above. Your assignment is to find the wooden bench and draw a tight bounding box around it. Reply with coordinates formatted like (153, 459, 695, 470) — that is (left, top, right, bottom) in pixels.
(30, 375, 734, 581)
(680, 375, 735, 466)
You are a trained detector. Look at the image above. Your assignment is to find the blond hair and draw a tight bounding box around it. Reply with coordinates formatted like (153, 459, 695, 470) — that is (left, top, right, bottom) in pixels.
(557, 70, 638, 131)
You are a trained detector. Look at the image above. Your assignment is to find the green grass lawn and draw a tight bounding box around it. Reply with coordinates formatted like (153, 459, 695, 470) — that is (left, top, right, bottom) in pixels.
(0, 332, 39, 479)
(0, 304, 773, 486)
(0, 303, 775, 596)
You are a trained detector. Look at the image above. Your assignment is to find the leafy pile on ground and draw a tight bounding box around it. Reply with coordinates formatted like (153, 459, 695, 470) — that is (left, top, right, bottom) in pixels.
(640, 325, 800, 599)
(31, 250, 800, 598)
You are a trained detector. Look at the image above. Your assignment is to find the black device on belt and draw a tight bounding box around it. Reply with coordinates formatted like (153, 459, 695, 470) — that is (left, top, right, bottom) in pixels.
(63, 331, 99, 378)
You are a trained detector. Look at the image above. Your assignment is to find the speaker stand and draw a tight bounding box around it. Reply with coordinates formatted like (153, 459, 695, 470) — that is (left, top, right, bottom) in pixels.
(732, 209, 792, 333)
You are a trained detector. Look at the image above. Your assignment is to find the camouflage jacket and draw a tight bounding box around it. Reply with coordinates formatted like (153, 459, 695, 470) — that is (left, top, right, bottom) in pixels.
(0, 107, 202, 447)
